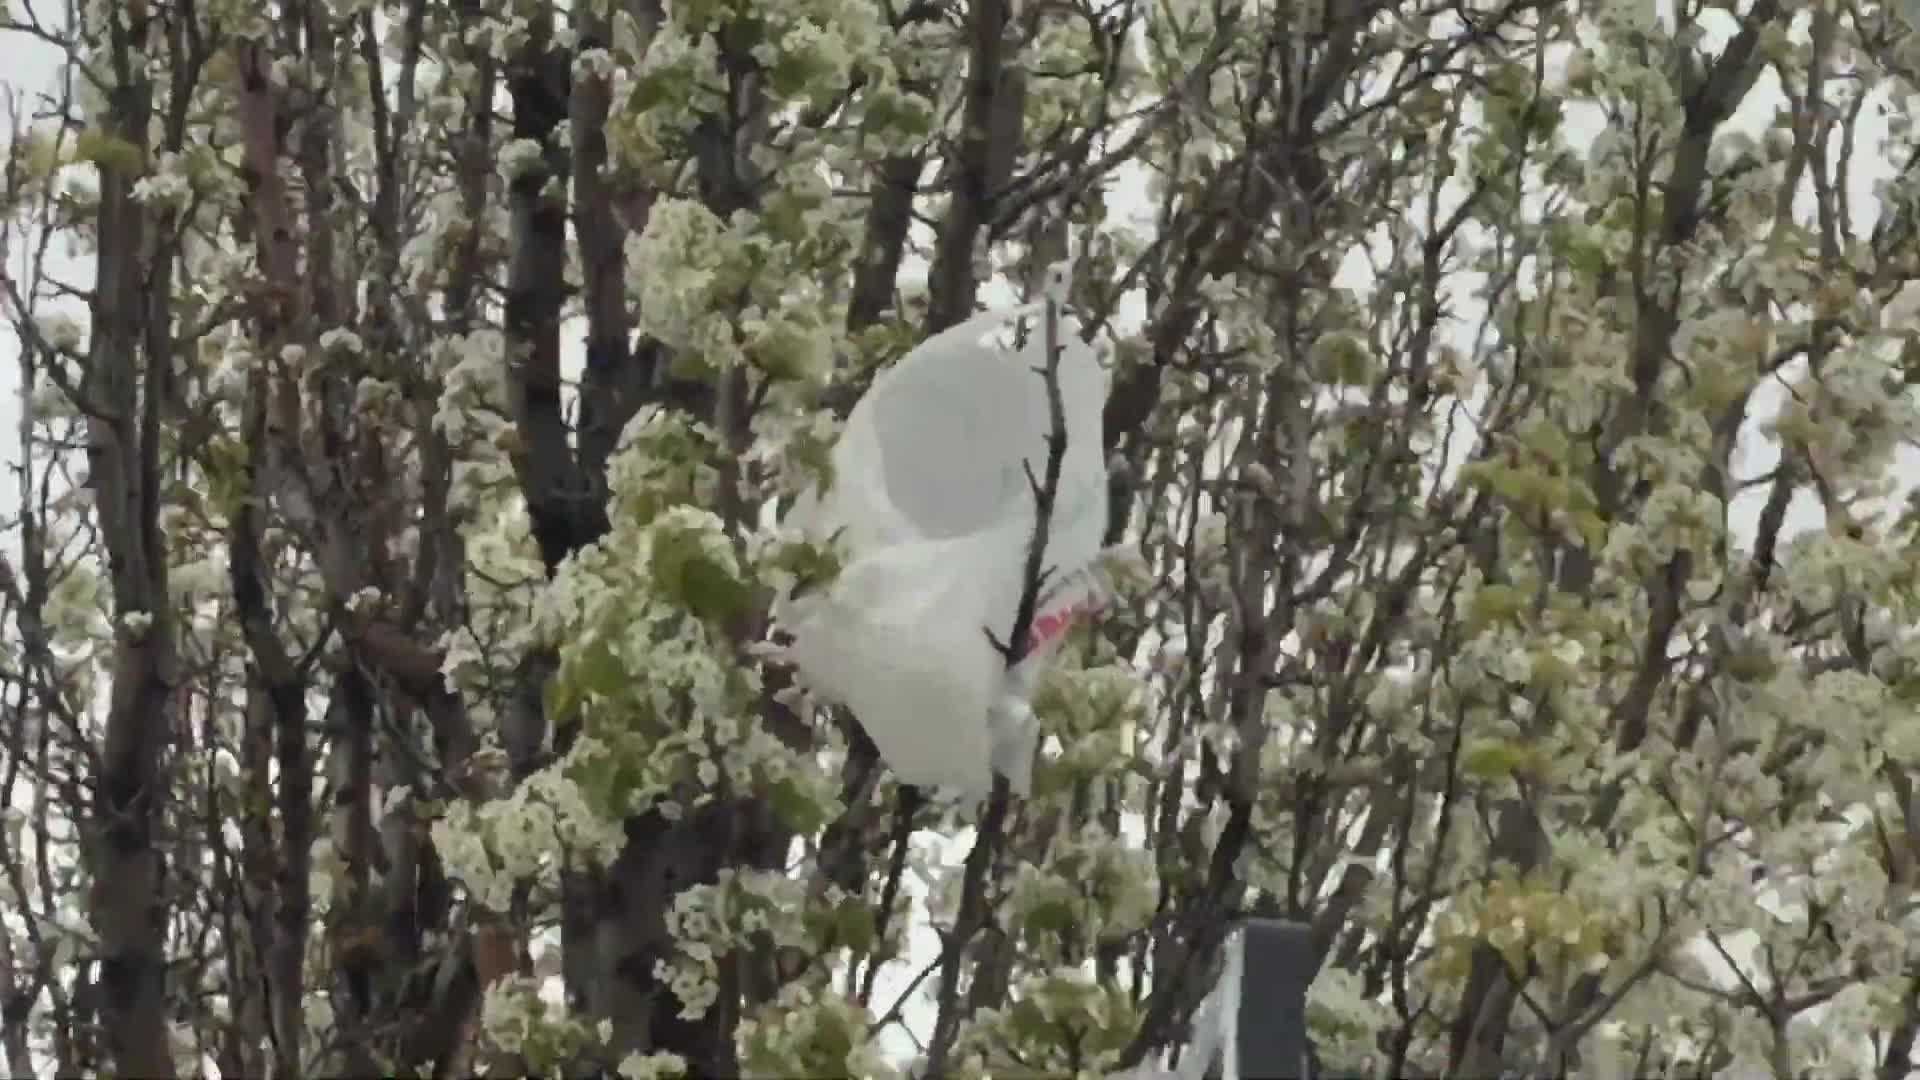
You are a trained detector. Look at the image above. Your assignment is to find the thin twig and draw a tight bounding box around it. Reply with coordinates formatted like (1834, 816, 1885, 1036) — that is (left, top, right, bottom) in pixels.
(858, 787, 925, 1007)
(923, 287, 1072, 1078)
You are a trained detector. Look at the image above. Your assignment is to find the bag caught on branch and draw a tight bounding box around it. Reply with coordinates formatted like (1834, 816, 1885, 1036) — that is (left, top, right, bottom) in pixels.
(780, 270, 1109, 799)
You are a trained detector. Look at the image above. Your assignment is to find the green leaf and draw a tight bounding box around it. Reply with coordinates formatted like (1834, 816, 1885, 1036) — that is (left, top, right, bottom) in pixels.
(770, 49, 835, 102)
(1466, 584, 1525, 633)
(201, 434, 251, 519)
(649, 522, 754, 623)
(1529, 647, 1576, 688)
(1028, 759, 1074, 799)
(760, 188, 824, 248)
(73, 129, 144, 175)
(569, 729, 660, 818)
(1461, 738, 1524, 780)
(631, 67, 696, 113)
(1526, 94, 1564, 142)
(1007, 999, 1054, 1044)
(1461, 737, 1548, 781)
(1566, 238, 1608, 277)
(833, 901, 876, 955)
(565, 750, 624, 820)
(813, 1012, 856, 1073)
(543, 673, 577, 727)
(1025, 896, 1077, 933)
(1518, 420, 1570, 463)
(765, 537, 843, 594)
(744, 314, 824, 381)
(1726, 642, 1777, 682)
(863, 88, 934, 138)
(666, 348, 715, 382)
(1570, 510, 1608, 552)
(683, 555, 754, 620)
(573, 641, 626, 700)
(768, 777, 831, 834)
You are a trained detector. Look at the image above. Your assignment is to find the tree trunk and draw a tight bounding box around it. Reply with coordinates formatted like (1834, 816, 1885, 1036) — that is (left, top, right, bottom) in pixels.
(86, 55, 181, 1072)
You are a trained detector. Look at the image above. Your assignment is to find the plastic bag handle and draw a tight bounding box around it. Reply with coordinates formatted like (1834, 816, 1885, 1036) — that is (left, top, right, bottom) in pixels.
(912, 301, 1048, 362)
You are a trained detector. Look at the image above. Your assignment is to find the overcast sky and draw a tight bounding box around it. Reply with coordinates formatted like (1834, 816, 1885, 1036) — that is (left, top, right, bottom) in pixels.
(0, 34, 69, 534)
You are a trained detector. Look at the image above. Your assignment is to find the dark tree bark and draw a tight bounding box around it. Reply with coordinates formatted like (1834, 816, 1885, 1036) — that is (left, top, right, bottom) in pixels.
(82, 8, 179, 1073)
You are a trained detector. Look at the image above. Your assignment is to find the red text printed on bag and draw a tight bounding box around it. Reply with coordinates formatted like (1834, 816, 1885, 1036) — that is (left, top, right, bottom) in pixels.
(1008, 564, 1113, 674)
(1019, 587, 1107, 666)
(1030, 596, 1096, 652)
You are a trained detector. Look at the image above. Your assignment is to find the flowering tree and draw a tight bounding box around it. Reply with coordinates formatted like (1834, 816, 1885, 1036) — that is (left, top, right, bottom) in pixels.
(4, 0, 1920, 1075)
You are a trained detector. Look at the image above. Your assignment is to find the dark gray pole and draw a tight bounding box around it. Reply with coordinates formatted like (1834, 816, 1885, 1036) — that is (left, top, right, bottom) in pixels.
(1119, 919, 1323, 1080)
(1227, 919, 1320, 1079)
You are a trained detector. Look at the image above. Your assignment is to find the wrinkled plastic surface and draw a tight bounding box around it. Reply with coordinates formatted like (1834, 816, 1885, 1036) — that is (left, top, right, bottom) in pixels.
(780, 299, 1108, 799)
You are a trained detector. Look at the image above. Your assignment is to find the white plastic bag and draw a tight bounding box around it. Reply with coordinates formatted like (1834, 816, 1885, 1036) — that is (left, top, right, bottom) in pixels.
(780, 274, 1109, 799)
